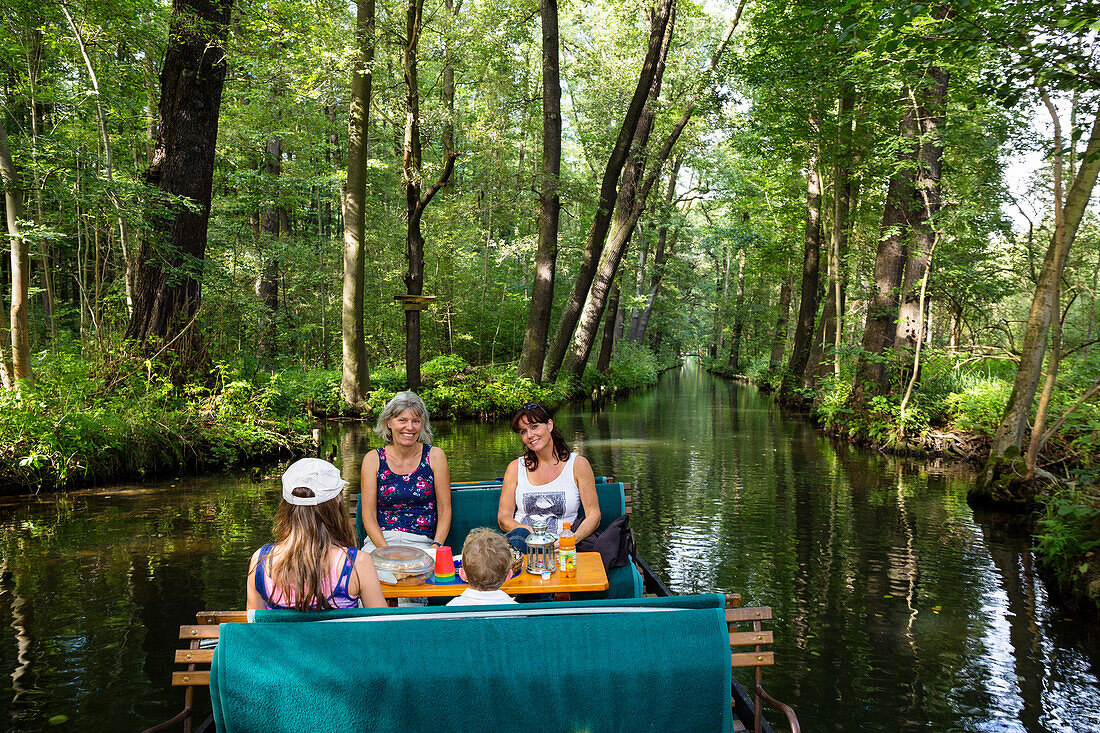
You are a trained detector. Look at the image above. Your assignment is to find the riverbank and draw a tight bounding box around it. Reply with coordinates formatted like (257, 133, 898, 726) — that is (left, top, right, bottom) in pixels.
(0, 344, 673, 494)
(706, 359, 1100, 615)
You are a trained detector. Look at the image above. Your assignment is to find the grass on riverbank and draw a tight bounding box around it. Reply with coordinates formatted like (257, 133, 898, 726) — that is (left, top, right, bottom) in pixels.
(0, 343, 672, 493)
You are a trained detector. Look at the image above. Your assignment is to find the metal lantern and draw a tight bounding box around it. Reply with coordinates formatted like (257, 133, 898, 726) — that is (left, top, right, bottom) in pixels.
(524, 518, 557, 575)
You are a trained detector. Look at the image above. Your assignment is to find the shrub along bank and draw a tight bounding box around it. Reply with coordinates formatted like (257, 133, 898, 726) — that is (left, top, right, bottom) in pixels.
(0, 345, 672, 494)
(0, 353, 314, 494)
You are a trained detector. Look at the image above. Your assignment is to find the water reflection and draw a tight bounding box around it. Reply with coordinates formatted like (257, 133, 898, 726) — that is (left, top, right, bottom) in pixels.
(0, 364, 1095, 730)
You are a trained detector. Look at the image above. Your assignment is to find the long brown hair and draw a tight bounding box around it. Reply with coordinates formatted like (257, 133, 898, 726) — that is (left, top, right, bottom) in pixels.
(265, 488, 357, 611)
(510, 402, 570, 471)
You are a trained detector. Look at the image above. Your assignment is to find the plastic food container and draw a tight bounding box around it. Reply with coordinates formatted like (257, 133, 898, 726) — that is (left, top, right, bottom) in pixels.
(371, 545, 434, 585)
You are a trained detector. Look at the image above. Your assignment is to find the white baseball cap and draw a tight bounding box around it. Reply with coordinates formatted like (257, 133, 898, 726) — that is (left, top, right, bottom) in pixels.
(280, 458, 348, 506)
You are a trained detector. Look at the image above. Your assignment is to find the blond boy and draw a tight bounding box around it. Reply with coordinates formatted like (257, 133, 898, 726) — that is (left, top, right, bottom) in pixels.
(447, 528, 517, 606)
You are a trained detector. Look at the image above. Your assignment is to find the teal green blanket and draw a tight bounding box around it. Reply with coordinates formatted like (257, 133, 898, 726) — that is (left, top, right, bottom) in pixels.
(212, 603, 732, 732)
(250, 592, 727, 624)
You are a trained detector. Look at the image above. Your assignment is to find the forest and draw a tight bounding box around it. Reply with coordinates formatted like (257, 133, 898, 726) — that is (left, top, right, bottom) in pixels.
(0, 0, 1097, 602)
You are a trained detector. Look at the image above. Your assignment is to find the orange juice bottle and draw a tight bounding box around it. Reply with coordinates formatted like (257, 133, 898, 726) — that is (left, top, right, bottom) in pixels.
(559, 522, 577, 578)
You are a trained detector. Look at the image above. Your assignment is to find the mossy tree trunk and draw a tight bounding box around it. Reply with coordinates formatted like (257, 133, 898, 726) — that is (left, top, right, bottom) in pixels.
(542, 0, 674, 382)
(780, 154, 823, 402)
(125, 0, 232, 374)
(517, 0, 562, 384)
(973, 106, 1100, 506)
(341, 0, 375, 409)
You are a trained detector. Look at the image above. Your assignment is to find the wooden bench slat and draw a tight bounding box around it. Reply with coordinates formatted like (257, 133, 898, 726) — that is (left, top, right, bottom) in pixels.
(196, 610, 248, 624)
(172, 670, 211, 686)
(726, 606, 772, 623)
(179, 625, 221, 640)
(731, 651, 774, 668)
(175, 649, 215, 664)
(729, 630, 773, 647)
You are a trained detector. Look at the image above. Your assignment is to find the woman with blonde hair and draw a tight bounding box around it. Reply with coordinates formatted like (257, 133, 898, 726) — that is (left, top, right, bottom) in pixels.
(247, 458, 385, 610)
(360, 391, 452, 553)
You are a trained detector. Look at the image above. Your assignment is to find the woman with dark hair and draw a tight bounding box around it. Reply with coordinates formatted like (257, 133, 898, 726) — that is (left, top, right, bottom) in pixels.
(497, 402, 600, 551)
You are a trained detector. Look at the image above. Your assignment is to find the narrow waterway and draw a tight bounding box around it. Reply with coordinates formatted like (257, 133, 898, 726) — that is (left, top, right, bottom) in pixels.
(0, 363, 1096, 731)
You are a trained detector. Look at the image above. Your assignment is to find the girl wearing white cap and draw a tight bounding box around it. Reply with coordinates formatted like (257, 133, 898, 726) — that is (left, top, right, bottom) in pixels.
(246, 458, 386, 610)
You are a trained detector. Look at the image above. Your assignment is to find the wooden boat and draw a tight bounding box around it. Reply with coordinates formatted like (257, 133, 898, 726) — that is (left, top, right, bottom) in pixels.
(146, 478, 799, 733)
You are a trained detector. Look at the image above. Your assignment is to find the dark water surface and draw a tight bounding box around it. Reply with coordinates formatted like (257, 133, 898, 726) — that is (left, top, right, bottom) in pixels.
(0, 364, 1097, 731)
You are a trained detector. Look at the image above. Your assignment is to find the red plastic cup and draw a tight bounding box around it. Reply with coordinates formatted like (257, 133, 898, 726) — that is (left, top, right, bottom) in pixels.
(434, 545, 455, 582)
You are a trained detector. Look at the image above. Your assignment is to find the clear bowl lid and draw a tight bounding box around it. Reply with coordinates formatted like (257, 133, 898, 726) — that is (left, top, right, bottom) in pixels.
(370, 545, 434, 574)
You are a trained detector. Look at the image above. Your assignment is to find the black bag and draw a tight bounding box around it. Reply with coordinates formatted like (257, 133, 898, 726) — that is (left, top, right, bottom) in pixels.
(577, 513, 632, 571)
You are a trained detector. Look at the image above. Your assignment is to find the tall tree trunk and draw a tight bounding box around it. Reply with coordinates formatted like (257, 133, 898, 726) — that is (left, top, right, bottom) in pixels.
(710, 247, 728, 358)
(560, 0, 675, 379)
(780, 155, 823, 401)
(847, 100, 921, 422)
(124, 0, 232, 374)
(632, 158, 682, 343)
(561, 3, 746, 378)
(829, 85, 856, 379)
(974, 101, 1100, 504)
(61, 5, 137, 310)
(256, 134, 282, 357)
(727, 246, 746, 372)
(0, 125, 26, 386)
(596, 280, 620, 373)
(541, 0, 674, 381)
(517, 0, 561, 383)
(401, 0, 457, 390)
(897, 68, 949, 360)
(768, 263, 793, 374)
(341, 0, 375, 408)
(803, 252, 832, 390)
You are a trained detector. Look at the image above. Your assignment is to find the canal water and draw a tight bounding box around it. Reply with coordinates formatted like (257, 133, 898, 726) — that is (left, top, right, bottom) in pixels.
(0, 363, 1096, 731)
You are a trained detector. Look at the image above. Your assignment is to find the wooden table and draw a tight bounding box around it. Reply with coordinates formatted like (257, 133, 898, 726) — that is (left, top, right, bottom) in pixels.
(381, 551, 608, 601)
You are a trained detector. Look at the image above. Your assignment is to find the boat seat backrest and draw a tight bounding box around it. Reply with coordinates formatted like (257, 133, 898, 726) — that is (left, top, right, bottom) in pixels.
(355, 481, 629, 552)
(210, 599, 735, 733)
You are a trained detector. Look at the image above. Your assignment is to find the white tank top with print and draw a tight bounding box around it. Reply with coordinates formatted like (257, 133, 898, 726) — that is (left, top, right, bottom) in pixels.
(513, 452, 580, 537)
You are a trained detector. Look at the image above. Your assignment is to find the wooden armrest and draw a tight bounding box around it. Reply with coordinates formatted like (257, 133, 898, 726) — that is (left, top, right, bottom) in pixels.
(724, 605, 799, 732)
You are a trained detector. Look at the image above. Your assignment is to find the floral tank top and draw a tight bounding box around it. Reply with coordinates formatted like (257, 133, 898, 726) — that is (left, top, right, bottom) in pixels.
(376, 443, 436, 537)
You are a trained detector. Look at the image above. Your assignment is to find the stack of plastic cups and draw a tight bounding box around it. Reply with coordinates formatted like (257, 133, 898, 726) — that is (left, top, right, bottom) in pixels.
(434, 545, 455, 583)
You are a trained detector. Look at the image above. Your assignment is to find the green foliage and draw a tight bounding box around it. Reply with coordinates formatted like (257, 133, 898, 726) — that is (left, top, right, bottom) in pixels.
(1034, 483, 1100, 605)
(358, 357, 567, 422)
(811, 376, 853, 430)
(943, 376, 1013, 436)
(581, 342, 662, 396)
(0, 352, 312, 492)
